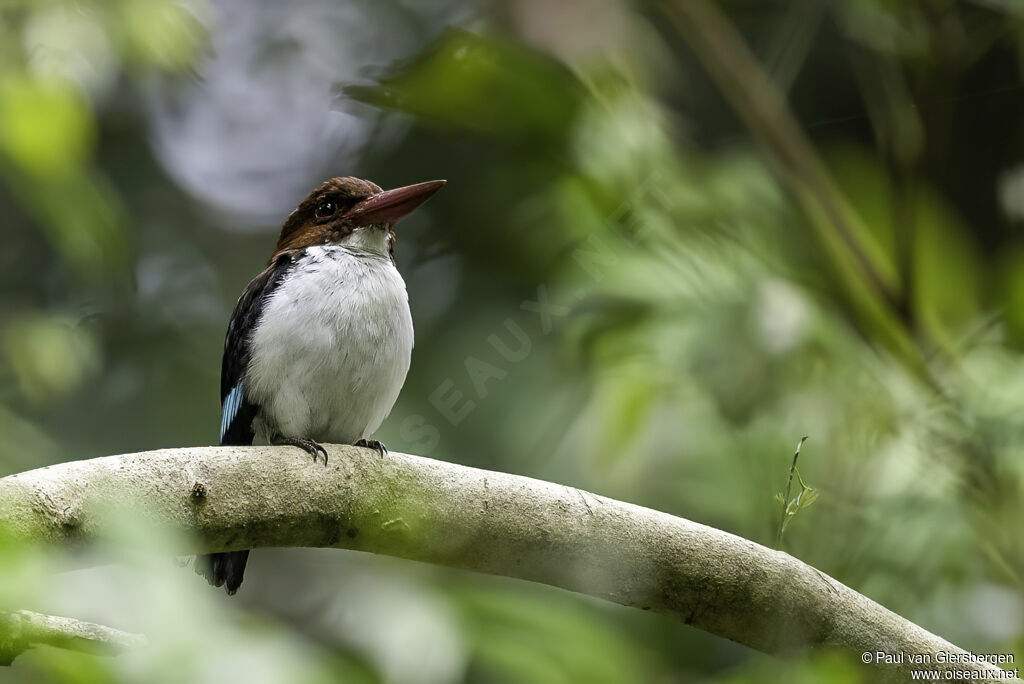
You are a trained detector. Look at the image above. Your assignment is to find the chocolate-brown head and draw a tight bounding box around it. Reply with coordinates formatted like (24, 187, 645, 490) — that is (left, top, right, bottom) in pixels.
(274, 177, 445, 257)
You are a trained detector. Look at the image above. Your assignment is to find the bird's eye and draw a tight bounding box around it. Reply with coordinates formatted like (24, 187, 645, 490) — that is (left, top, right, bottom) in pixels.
(314, 199, 336, 219)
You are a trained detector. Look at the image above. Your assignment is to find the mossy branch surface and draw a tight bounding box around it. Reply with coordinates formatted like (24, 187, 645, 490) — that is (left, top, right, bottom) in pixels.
(0, 446, 1016, 682)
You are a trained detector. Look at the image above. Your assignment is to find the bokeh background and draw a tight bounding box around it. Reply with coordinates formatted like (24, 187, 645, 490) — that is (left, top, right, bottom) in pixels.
(2, 0, 1023, 681)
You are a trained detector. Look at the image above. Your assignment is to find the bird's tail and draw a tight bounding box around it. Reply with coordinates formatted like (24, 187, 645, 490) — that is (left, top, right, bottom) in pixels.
(195, 550, 250, 595)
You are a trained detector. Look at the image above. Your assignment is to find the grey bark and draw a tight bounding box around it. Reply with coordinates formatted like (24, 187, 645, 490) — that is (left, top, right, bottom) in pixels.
(0, 610, 146, 665)
(0, 446, 1017, 682)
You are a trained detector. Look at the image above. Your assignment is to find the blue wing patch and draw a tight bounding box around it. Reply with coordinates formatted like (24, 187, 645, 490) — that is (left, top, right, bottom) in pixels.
(220, 382, 245, 443)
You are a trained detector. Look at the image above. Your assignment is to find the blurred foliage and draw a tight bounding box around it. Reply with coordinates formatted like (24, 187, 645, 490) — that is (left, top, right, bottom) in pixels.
(453, 584, 657, 684)
(345, 30, 585, 143)
(2, 0, 1024, 682)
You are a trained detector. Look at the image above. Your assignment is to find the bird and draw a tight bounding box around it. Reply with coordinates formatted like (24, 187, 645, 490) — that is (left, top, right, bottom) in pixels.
(196, 176, 445, 594)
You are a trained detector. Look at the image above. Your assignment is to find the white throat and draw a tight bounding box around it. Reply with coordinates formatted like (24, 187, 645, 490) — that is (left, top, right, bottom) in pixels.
(338, 225, 392, 258)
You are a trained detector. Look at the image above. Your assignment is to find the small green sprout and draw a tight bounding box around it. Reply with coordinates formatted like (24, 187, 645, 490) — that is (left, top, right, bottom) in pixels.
(775, 436, 818, 548)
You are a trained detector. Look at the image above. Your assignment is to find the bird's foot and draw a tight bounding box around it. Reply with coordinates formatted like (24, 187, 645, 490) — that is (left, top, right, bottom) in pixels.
(273, 435, 328, 465)
(354, 438, 387, 457)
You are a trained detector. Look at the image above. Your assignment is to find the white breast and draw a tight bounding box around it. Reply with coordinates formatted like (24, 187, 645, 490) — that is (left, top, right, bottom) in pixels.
(245, 245, 414, 444)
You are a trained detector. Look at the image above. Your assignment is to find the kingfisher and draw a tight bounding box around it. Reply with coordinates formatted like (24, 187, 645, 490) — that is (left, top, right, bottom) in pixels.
(197, 176, 445, 594)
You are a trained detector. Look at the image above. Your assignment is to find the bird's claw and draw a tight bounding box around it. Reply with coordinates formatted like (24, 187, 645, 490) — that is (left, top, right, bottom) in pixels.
(274, 436, 329, 465)
(355, 438, 387, 457)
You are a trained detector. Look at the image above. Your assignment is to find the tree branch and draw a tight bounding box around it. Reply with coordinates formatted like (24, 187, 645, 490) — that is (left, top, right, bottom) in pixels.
(0, 610, 146, 665)
(0, 446, 1016, 682)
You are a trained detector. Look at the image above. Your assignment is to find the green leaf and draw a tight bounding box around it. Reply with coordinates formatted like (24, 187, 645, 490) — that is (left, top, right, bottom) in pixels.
(344, 30, 584, 142)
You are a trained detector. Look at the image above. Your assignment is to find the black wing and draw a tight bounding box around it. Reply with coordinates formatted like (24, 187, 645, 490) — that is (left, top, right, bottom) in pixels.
(202, 251, 301, 595)
(219, 250, 300, 446)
